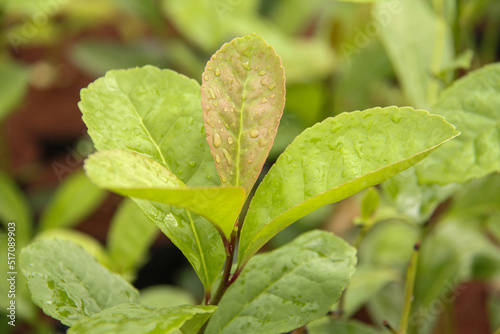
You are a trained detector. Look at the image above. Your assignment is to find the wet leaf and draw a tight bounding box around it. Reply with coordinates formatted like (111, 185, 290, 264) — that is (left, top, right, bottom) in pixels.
(20, 239, 139, 326)
(205, 230, 356, 334)
(39, 170, 106, 231)
(201, 34, 285, 195)
(79, 66, 226, 289)
(415, 63, 500, 184)
(85, 150, 245, 238)
(239, 106, 459, 266)
(68, 303, 216, 334)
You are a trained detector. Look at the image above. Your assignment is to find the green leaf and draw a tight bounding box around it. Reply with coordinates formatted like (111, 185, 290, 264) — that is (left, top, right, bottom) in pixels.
(205, 230, 356, 334)
(139, 285, 196, 309)
(381, 167, 459, 224)
(239, 106, 460, 266)
(20, 239, 139, 326)
(360, 187, 380, 221)
(374, 0, 454, 108)
(108, 199, 159, 279)
(0, 169, 32, 246)
(333, 265, 397, 318)
(308, 318, 383, 334)
(79, 65, 218, 186)
(0, 60, 30, 122)
(415, 63, 500, 185)
(39, 170, 106, 231)
(201, 34, 285, 194)
(85, 150, 245, 238)
(447, 173, 500, 219)
(79, 65, 226, 289)
(70, 40, 166, 77)
(35, 228, 112, 270)
(68, 303, 216, 334)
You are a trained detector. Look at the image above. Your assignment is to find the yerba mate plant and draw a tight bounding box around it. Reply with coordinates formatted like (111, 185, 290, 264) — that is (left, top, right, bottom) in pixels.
(19, 34, 460, 334)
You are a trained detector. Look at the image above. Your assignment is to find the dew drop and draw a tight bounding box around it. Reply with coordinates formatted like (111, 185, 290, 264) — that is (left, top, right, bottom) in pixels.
(258, 138, 266, 147)
(258, 70, 266, 76)
(221, 175, 227, 183)
(188, 161, 196, 167)
(250, 129, 260, 138)
(229, 171, 233, 175)
(228, 137, 234, 144)
(242, 61, 251, 70)
(208, 88, 216, 100)
(261, 97, 268, 103)
(215, 154, 221, 163)
(270, 93, 276, 99)
(223, 106, 229, 112)
(203, 74, 209, 81)
(247, 155, 255, 164)
(215, 68, 221, 76)
(223, 149, 232, 166)
(213, 133, 222, 148)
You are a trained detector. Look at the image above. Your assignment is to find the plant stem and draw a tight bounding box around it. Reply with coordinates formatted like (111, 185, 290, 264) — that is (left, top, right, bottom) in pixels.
(399, 241, 421, 334)
(197, 225, 238, 334)
(383, 320, 399, 334)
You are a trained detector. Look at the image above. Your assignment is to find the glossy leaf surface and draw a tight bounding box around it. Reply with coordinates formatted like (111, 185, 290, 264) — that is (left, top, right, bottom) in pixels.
(206, 230, 356, 334)
(85, 150, 245, 238)
(416, 63, 500, 184)
(79, 66, 225, 289)
(68, 303, 216, 334)
(39, 170, 106, 231)
(202, 34, 285, 194)
(20, 239, 139, 326)
(239, 106, 459, 265)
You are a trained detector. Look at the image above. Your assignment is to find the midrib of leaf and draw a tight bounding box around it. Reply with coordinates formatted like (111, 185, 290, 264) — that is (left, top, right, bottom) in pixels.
(215, 255, 323, 333)
(241, 135, 457, 265)
(186, 209, 209, 287)
(119, 87, 170, 171)
(234, 74, 251, 188)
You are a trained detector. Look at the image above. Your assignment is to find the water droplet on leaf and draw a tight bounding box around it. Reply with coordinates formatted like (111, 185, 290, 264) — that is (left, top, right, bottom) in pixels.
(213, 133, 222, 148)
(250, 129, 260, 138)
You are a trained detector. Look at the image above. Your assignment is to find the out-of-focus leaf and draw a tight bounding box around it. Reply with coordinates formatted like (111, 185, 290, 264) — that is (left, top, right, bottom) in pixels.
(85, 150, 245, 239)
(381, 167, 458, 224)
(162, 0, 335, 82)
(416, 63, 500, 184)
(20, 239, 139, 326)
(239, 106, 459, 266)
(205, 230, 356, 334)
(0, 60, 29, 122)
(367, 282, 404, 329)
(308, 318, 383, 334)
(0, 170, 32, 246)
(360, 187, 380, 221)
(70, 40, 166, 77)
(108, 199, 158, 279)
(285, 82, 325, 126)
(39, 170, 106, 231)
(333, 265, 397, 317)
(447, 173, 500, 218)
(374, 0, 454, 108)
(139, 285, 196, 309)
(68, 303, 216, 334)
(201, 34, 285, 195)
(411, 218, 500, 334)
(79, 66, 225, 289)
(35, 228, 112, 269)
(359, 220, 419, 270)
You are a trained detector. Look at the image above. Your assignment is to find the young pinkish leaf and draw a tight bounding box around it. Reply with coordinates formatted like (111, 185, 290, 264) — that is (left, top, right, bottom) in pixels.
(201, 34, 285, 195)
